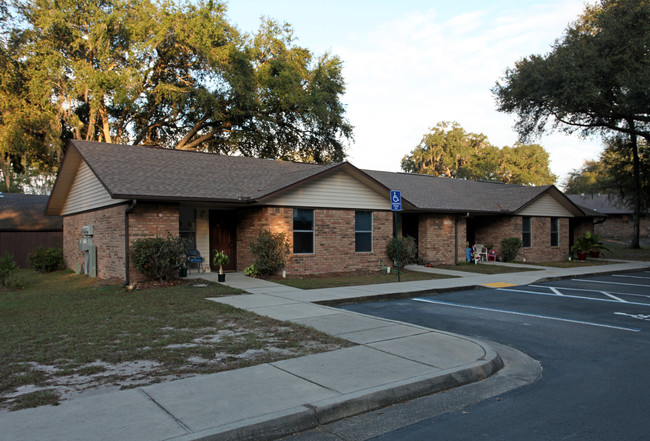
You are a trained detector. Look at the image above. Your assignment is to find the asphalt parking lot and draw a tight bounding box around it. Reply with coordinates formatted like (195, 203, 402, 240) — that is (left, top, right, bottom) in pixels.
(413, 270, 650, 334)
(332, 269, 650, 441)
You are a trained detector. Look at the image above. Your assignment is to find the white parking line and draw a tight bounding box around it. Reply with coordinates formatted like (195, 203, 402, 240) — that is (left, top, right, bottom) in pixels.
(413, 298, 641, 332)
(496, 287, 650, 307)
(615, 312, 650, 321)
(572, 279, 650, 288)
(613, 274, 650, 280)
(601, 291, 627, 302)
(529, 285, 650, 300)
(550, 287, 564, 296)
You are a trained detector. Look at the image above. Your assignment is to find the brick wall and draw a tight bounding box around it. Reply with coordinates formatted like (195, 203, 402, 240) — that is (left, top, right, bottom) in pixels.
(127, 203, 179, 282)
(518, 217, 570, 262)
(237, 207, 392, 275)
(418, 214, 466, 265)
(237, 206, 292, 270)
(595, 215, 650, 239)
(473, 216, 520, 253)
(63, 203, 128, 280)
(474, 216, 569, 262)
(63, 202, 179, 282)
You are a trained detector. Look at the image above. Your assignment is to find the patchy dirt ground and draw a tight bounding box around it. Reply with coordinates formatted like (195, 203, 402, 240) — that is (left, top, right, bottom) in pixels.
(2, 323, 346, 412)
(1, 272, 351, 412)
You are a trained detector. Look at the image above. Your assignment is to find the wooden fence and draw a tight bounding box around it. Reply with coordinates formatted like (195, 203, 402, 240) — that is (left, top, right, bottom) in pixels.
(0, 231, 63, 268)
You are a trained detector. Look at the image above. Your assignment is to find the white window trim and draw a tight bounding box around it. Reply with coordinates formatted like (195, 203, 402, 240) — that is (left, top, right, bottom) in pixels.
(293, 209, 315, 255)
(355, 211, 373, 253)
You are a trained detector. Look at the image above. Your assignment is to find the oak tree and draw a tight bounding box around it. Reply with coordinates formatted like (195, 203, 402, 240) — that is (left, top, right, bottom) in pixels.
(401, 122, 556, 186)
(1, 0, 352, 191)
(493, 0, 650, 247)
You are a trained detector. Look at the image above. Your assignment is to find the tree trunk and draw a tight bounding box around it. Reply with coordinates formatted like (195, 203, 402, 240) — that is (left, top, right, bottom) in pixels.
(629, 120, 641, 249)
(99, 104, 112, 144)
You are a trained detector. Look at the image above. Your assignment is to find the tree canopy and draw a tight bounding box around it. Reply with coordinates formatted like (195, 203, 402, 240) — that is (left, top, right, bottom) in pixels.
(400, 121, 557, 186)
(0, 0, 352, 192)
(493, 0, 649, 247)
(565, 138, 649, 210)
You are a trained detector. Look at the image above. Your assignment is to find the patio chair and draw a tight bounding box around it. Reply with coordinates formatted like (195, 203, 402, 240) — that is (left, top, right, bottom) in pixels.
(474, 244, 488, 262)
(186, 249, 204, 274)
(488, 250, 498, 261)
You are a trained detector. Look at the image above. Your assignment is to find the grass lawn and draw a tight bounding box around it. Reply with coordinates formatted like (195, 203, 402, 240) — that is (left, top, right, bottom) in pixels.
(0, 271, 350, 412)
(429, 262, 543, 274)
(602, 239, 650, 261)
(272, 269, 454, 290)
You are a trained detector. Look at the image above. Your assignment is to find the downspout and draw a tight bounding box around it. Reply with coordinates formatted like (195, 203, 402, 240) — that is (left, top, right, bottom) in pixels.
(123, 200, 137, 286)
(454, 217, 459, 265)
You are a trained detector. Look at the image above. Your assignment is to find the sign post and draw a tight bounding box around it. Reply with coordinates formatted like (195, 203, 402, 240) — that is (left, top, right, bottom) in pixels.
(390, 190, 402, 282)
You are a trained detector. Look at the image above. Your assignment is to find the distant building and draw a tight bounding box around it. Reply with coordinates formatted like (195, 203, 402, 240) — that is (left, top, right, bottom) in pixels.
(0, 193, 63, 267)
(566, 194, 649, 239)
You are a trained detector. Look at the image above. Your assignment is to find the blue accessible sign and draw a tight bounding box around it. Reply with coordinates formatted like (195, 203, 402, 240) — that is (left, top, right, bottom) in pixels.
(390, 190, 402, 211)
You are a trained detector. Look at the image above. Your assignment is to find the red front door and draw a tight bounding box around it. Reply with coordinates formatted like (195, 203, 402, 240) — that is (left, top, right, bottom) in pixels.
(209, 211, 237, 271)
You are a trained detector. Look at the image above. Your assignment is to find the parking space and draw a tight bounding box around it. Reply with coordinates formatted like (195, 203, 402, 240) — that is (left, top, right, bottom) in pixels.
(412, 270, 650, 333)
(340, 269, 650, 441)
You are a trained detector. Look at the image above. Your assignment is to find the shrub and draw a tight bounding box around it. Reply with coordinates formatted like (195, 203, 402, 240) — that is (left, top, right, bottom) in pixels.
(249, 230, 291, 277)
(386, 236, 418, 268)
(130, 235, 186, 281)
(0, 252, 18, 286)
(28, 247, 64, 273)
(244, 263, 259, 277)
(501, 238, 523, 262)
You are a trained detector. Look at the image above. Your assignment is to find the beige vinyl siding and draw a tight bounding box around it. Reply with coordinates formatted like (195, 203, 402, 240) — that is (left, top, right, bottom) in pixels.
(195, 208, 210, 267)
(62, 161, 127, 215)
(517, 193, 574, 217)
(267, 171, 390, 210)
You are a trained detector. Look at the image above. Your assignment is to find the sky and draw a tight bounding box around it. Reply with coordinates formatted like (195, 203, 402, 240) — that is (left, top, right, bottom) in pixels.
(225, 0, 602, 187)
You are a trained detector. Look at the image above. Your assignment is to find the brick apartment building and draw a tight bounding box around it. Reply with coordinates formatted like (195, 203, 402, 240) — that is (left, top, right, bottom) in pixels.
(46, 140, 589, 283)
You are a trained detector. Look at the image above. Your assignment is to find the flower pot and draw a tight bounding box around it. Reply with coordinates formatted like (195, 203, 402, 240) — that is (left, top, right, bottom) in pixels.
(590, 250, 600, 258)
(179, 267, 187, 278)
(577, 252, 587, 261)
(218, 273, 226, 282)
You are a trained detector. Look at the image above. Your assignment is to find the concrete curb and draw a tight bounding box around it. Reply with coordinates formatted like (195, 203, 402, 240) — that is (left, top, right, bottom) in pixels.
(165, 338, 503, 441)
(317, 263, 650, 307)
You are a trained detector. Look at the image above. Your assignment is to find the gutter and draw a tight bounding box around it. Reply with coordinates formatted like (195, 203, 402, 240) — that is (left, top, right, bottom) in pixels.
(123, 200, 137, 286)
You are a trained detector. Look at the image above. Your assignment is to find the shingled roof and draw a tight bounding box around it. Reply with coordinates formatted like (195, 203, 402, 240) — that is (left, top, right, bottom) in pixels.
(566, 194, 646, 216)
(68, 140, 343, 201)
(364, 170, 553, 213)
(0, 193, 62, 231)
(47, 140, 582, 217)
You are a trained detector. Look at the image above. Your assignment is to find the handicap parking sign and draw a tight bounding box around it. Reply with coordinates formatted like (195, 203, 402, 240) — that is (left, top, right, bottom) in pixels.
(390, 190, 402, 211)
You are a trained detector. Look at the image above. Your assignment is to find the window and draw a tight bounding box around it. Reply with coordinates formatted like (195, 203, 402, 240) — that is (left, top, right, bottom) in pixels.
(522, 216, 532, 248)
(355, 211, 373, 252)
(179, 208, 196, 250)
(550, 218, 559, 247)
(293, 209, 314, 254)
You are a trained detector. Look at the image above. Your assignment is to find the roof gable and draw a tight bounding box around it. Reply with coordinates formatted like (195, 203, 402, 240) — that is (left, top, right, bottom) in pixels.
(264, 167, 390, 210)
(516, 191, 579, 217)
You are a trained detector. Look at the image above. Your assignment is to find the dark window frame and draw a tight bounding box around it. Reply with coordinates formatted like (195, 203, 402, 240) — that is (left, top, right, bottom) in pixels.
(355, 211, 373, 253)
(179, 207, 197, 251)
(522, 216, 532, 248)
(293, 209, 314, 254)
(550, 217, 559, 247)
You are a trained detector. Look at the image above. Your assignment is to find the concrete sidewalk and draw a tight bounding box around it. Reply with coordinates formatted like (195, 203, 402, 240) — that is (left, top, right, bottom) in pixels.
(1, 260, 648, 441)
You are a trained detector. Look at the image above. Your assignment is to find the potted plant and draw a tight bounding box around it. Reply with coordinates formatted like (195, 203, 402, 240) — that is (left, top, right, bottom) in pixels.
(570, 235, 591, 260)
(213, 250, 229, 282)
(585, 231, 609, 258)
